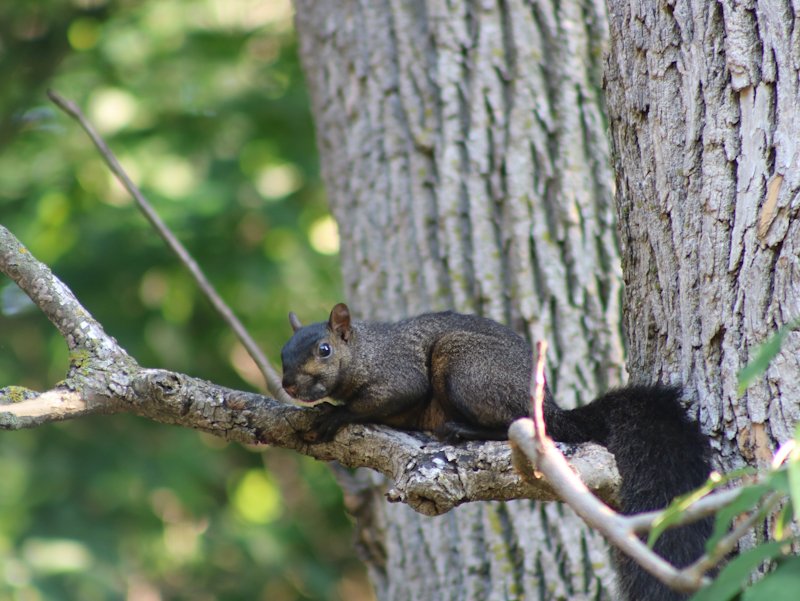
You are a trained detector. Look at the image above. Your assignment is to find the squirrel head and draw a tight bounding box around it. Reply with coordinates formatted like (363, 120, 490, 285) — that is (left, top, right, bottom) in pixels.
(280, 303, 353, 402)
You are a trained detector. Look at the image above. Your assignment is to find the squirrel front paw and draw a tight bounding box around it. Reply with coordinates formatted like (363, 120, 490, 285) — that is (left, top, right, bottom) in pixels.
(303, 403, 344, 443)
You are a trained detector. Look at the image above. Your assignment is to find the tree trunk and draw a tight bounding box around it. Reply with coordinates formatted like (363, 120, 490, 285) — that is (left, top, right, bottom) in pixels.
(604, 0, 800, 551)
(295, 0, 624, 599)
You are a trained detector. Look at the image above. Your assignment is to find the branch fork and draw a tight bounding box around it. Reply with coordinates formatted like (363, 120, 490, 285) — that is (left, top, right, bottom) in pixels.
(508, 341, 765, 595)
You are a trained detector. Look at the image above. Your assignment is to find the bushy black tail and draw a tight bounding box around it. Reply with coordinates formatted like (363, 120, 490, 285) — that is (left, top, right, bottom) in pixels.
(544, 385, 712, 601)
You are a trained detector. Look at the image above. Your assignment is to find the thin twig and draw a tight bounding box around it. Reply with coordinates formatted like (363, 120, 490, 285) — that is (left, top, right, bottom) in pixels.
(514, 342, 713, 594)
(510, 419, 710, 592)
(625, 486, 744, 535)
(684, 490, 783, 580)
(531, 340, 550, 449)
(46, 89, 293, 405)
(514, 374, 785, 596)
(517, 340, 794, 594)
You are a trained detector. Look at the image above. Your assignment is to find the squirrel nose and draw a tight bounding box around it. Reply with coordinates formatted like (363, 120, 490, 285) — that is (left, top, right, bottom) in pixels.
(283, 383, 298, 397)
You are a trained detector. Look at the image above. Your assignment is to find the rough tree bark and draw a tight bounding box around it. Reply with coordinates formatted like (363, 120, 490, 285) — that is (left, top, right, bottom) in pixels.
(604, 0, 800, 548)
(295, 0, 625, 599)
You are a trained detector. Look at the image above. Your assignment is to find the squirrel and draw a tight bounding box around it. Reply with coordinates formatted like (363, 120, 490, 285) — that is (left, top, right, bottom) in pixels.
(280, 303, 713, 601)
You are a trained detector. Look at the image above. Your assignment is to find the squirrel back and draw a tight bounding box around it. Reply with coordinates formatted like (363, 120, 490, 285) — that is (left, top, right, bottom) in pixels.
(281, 303, 712, 601)
(280, 303, 533, 438)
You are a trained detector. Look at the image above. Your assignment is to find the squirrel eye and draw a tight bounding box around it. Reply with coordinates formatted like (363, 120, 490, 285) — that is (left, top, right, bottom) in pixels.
(318, 342, 332, 358)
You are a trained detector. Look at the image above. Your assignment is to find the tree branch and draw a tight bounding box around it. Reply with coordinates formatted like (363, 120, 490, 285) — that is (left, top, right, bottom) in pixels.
(624, 486, 744, 535)
(508, 341, 779, 595)
(682, 490, 783, 582)
(1, 224, 622, 516)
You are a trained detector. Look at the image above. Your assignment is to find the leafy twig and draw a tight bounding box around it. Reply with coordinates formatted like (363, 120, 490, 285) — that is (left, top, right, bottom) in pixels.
(683, 491, 783, 581)
(625, 486, 744, 535)
(510, 342, 714, 594)
(509, 343, 791, 595)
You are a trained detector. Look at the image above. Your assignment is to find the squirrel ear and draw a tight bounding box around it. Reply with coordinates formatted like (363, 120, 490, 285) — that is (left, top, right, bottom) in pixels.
(328, 303, 351, 341)
(289, 312, 303, 332)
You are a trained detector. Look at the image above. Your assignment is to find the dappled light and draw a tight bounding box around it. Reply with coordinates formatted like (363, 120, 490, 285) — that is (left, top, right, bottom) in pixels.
(0, 1, 367, 600)
(308, 216, 339, 256)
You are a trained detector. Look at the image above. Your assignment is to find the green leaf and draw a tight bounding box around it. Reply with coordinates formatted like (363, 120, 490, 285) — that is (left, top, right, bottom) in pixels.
(706, 470, 789, 554)
(773, 501, 794, 543)
(706, 483, 771, 554)
(741, 556, 800, 601)
(646, 468, 757, 549)
(738, 323, 799, 396)
(690, 541, 792, 601)
(769, 468, 791, 494)
(789, 424, 800, 522)
(648, 478, 718, 548)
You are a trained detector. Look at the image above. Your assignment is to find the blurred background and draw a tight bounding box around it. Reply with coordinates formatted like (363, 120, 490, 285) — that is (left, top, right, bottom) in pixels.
(0, 1, 371, 600)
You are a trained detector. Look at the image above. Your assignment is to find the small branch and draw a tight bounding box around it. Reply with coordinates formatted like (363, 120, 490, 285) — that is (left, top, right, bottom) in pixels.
(510, 418, 708, 593)
(46, 89, 292, 405)
(0, 389, 87, 418)
(511, 343, 787, 594)
(510, 343, 712, 594)
(624, 486, 743, 535)
(531, 340, 550, 446)
(683, 490, 783, 581)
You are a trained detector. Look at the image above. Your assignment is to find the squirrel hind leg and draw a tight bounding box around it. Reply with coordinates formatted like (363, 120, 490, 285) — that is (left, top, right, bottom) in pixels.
(431, 333, 531, 435)
(434, 421, 510, 443)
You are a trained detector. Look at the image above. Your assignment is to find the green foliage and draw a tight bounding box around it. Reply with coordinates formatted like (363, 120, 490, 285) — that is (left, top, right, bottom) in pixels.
(684, 322, 800, 598)
(741, 556, 800, 601)
(690, 541, 793, 601)
(705, 477, 777, 555)
(737, 322, 799, 396)
(788, 422, 800, 524)
(647, 362, 800, 601)
(0, 419, 365, 601)
(686, 434, 800, 600)
(0, 1, 365, 600)
(647, 468, 755, 550)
